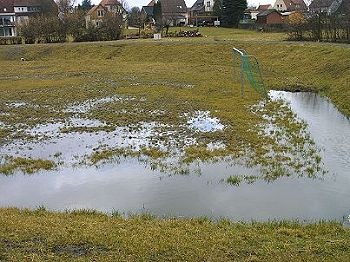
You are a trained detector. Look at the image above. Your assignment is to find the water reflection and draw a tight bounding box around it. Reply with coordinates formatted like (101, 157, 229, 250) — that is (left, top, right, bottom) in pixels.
(0, 91, 349, 222)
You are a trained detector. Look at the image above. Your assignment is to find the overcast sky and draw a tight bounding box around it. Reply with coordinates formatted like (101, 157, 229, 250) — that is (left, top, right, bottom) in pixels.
(89, 0, 275, 9)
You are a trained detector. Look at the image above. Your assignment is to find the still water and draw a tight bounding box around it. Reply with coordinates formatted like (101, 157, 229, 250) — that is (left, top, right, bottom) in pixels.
(1, 91, 349, 222)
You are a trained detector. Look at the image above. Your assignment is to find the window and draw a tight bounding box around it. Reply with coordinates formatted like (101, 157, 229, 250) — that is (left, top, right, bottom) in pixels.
(207, 1, 210, 7)
(97, 10, 104, 17)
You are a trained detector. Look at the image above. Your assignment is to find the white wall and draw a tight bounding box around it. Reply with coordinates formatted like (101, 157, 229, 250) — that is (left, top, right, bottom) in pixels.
(204, 0, 215, 12)
(14, 7, 28, 13)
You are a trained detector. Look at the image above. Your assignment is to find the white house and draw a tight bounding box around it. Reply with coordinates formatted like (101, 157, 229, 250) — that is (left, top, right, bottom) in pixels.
(0, 0, 57, 37)
(0, 0, 16, 37)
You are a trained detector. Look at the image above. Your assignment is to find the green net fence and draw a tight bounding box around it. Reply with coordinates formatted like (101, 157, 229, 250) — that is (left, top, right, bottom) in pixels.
(232, 48, 268, 99)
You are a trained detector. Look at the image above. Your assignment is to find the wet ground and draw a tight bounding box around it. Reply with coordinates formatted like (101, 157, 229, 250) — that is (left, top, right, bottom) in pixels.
(0, 91, 349, 222)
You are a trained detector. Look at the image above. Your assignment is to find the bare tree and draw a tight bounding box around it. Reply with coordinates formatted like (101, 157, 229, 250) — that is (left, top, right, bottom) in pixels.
(56, 0, 76, 14)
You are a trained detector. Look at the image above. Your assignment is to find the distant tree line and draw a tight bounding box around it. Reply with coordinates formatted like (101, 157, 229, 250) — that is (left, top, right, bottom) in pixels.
(288, 12, 350, 43)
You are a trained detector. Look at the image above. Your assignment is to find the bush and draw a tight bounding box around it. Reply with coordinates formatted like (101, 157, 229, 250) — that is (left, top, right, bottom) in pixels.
(16, 12, 124, 44)
(0, 37, 22, 45)
(288, 12, 350, 43)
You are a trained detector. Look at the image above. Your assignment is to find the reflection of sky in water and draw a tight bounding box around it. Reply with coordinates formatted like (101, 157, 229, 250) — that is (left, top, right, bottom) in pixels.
(0, 92, 350, 222)
(270, 91, 350, 172)
(1, 160, 349, 222)
(187, 111, 224, 132)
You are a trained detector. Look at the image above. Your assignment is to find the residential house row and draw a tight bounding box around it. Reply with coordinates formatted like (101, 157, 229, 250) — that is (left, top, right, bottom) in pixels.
(1, 0, 349, 38)
(244, 0, 349, 26)
(141, 0, 349, 27)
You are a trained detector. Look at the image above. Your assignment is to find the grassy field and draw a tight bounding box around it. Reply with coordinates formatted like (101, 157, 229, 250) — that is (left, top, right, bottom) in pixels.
(1, 27, 348, 180)
(1, 207, 350, 261)
(0, 27, 349, 261)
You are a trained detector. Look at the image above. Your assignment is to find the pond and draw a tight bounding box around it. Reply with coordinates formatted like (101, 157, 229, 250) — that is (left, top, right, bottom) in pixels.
(0, 91, 349, 222)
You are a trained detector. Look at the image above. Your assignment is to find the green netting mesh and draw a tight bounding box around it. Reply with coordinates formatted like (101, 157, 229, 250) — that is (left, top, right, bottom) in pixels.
(233, 48, 268, 99)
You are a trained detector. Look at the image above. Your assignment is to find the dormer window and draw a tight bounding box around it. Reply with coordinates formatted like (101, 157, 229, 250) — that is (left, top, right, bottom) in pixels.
(177, 5, 182, 9)
(4, 8, 7, 12)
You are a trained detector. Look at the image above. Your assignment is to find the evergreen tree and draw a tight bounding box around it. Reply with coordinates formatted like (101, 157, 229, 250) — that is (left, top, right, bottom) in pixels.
(221, 0, 247, 27)
(81, 0, 92, 10)
(153, 0, 162, 26)
(213, 0, 222, 18)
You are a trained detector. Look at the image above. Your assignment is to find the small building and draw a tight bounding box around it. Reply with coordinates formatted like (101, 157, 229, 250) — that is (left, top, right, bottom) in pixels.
(257, 9, 283, 24)
(273, 0, 307, 12)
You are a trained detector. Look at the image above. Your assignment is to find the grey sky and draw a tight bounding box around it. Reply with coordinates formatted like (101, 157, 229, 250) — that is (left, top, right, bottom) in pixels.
(89, 0, 275, 9)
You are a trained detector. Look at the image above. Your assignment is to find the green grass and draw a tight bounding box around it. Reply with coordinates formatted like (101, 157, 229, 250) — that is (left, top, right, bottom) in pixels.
(0, 207, 349, 261)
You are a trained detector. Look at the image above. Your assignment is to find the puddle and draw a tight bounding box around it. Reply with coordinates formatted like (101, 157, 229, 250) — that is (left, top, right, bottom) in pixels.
(270, 91, 350, 171)
(186, 111, 225, 132)
(0, 91, 349, 222)
(207, 141, 226, 151)
(65, 117, 107, 128)
(6, 102, 27, 108)
(1, 121, 187, 165)
(64, 95, 132, 113)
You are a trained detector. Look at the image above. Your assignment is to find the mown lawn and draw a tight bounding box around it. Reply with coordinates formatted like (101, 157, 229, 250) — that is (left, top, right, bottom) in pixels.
(1, 208, 350, 261)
